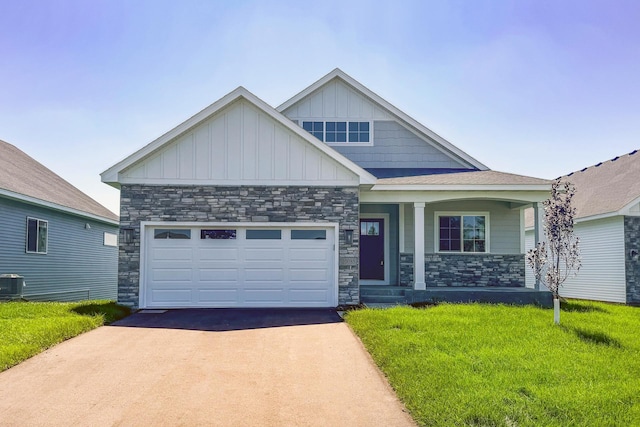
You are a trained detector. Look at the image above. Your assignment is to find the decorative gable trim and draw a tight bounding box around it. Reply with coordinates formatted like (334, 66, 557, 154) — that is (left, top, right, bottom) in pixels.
(101, 87, 376, 187)
(277, 68, 488, 171)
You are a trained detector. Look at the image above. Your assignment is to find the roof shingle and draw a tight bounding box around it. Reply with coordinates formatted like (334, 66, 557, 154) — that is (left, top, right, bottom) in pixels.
(0, 140, 118, 222)
(375, 170, 551, 186)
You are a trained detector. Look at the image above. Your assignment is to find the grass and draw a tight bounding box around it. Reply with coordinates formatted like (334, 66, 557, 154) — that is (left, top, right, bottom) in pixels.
(345, 300, 640, 426)
(0, 300, 130, 372)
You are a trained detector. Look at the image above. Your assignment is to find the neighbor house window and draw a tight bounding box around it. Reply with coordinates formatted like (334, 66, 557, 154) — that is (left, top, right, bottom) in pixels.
(26, 217, 48, 254)
(437, 214, 487, 253)
(302, 121, 371, 143)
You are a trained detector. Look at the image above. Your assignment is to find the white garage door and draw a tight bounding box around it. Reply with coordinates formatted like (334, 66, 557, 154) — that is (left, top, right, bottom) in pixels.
(142, 224, 337, 308)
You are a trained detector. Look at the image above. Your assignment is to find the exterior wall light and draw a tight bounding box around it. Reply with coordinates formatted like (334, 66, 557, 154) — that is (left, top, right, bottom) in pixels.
(121, 228, 134, 244)
(344, 229, 354, 245)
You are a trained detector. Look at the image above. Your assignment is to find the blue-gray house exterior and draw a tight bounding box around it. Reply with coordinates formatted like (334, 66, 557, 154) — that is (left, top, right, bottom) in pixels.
(102, 69, 552, 309)
(0, 140, 119, 301)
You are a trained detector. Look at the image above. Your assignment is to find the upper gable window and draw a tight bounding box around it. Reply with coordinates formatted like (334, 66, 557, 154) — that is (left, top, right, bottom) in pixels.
(302, 121, 371, 144)
(302, 121, 324, 140)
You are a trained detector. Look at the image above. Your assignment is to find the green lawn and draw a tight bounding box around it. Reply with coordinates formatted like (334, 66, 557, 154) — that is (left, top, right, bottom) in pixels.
(0, 300, 130, 372)
(346, 301, 640, 426)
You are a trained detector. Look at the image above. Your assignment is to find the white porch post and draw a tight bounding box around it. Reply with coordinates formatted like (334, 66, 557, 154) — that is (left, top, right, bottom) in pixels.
(533, 202, 544, 291)
(413, 202, 426, 290)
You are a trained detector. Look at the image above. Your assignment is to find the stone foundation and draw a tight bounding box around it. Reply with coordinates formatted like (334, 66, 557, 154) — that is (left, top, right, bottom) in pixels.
(625, 216, 640, 304)
(399, 252, 525, 287)
(118, 185, 359, 307)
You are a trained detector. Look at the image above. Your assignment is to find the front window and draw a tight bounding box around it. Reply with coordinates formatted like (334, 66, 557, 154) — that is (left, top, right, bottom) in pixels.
(438, 214, 487, 253)
(26, 217, 48, 254)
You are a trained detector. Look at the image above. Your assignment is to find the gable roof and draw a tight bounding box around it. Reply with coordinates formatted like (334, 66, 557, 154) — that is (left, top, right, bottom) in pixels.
(525, 149, 640, 227)
(0, 140, 119, 224)
(101, 86, 377, 186)
(277, 68, 489, 171)
(373, 170, 550, 190)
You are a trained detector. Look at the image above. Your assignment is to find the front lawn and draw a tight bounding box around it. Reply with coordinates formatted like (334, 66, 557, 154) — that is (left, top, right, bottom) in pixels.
(346, 301, 640, 426)
(0, 300, 130, 372)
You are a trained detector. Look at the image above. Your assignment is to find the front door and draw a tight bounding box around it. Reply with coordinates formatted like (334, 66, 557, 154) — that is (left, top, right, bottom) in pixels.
(360, 218, 384, 280)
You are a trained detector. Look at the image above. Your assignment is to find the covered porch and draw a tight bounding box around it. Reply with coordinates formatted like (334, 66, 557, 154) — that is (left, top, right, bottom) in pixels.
(357, 171, 552, 306)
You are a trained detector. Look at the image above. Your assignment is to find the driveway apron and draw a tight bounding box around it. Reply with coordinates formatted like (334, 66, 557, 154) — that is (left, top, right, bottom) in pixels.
(0, 309, 415, 426)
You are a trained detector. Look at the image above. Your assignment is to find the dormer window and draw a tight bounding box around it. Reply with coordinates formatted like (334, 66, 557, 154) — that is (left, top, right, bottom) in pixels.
(302, 121, 371, 144)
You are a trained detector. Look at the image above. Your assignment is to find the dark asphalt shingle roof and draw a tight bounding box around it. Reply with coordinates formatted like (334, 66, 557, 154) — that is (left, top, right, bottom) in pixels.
(0, 140, 118, 222)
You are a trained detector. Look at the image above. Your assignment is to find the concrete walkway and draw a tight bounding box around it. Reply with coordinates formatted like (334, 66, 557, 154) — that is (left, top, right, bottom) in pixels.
(0, 309, 415, 426)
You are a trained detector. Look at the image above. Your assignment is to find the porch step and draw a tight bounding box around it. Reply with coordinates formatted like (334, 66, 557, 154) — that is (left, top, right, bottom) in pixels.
(359, 286, 410, 304)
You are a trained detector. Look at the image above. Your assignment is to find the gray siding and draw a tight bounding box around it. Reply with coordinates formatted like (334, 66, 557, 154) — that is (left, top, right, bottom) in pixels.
(360, 204, 399, 284)
(0, 197, 118, 301)
(402, 200, 521, 254)
(332, 121, 471, 169)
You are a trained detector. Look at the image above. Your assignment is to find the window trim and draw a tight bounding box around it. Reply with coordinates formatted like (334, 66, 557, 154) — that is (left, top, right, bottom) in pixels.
(300, 119, 373, 146)
(434, 211, 490, 254)
(26, 217, 48, 254)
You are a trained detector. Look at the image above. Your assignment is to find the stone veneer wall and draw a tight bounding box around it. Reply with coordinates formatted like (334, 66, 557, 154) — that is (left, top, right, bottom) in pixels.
(118, 185, 359, 308)
(399, 253, 525, 287)
(625, 216, 640, 304)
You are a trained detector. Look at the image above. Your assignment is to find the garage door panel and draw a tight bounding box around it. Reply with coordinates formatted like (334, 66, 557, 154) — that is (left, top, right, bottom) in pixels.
(145, 225, 335, 308)
(290, 248, 329, 261)
(198, 248, 239, 261)
(197, 288, 239, 302)
(244, 268, 284, 281)
(198, 268, 239, 281)
(290, 268, 328, 281)
(150, 289, 192, 303)
(154, 248, 192, 260)
(243, 289, 285, 303)
(289, 289, 330, 302)
(244, 248, 284, 261)
(151, 268, 193, 281)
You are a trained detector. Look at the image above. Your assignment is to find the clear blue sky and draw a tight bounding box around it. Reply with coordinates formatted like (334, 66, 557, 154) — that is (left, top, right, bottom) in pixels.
(1, 0, 639, 215)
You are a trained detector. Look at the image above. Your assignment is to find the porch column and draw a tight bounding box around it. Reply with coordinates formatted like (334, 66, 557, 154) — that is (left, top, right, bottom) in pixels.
(533, 202, 545, 291)
(413, 202, 426, 290)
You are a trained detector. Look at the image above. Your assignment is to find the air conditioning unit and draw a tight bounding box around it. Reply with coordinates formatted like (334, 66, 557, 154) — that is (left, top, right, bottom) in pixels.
(0, 274, 25, 299)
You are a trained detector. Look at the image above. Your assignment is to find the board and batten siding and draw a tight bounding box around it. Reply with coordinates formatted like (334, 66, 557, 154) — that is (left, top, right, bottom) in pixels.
(281, 78, 392, 121)
(0, 197, 118, 301)
(525, 216, 626, 303)
(121, 99, 359, 186)
(400, 200, 521, 254)
(333, 121, 470, 169)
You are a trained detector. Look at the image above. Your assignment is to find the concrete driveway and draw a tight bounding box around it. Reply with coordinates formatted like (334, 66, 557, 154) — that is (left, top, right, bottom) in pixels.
(0, 309, 415, 426)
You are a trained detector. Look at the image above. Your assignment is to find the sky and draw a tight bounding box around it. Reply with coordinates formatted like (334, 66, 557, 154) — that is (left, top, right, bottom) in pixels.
(1, 0, 639, 215)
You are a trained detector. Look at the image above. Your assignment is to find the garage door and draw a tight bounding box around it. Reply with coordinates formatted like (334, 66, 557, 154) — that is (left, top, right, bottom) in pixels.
(142, 224, 337, 308)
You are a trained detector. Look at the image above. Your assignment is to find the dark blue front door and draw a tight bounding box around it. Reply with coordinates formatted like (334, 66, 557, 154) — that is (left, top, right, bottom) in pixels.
(360, 219, 384, 280)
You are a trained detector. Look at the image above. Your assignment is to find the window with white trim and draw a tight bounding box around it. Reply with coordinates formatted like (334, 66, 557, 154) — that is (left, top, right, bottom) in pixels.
(302, 121, 371, 143)
(26, 217, 48, 254)
(437, 214, 487, 253)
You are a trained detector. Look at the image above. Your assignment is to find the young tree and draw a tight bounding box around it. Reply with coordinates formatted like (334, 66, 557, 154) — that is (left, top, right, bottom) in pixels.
(526, 179, 581, 324)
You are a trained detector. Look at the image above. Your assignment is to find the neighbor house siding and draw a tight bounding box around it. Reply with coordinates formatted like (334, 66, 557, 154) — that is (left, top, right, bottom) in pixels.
(525, 216, 627, 303)
(332, 121, 470, 169)
(0, 197, 118, 301)
(118, 185, 359, 308)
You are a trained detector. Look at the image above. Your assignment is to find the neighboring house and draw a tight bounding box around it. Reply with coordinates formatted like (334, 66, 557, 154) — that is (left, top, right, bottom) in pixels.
(0, 140, 119, 301)
(525, 150, 640, 304)
(102, 69, 551, 309)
